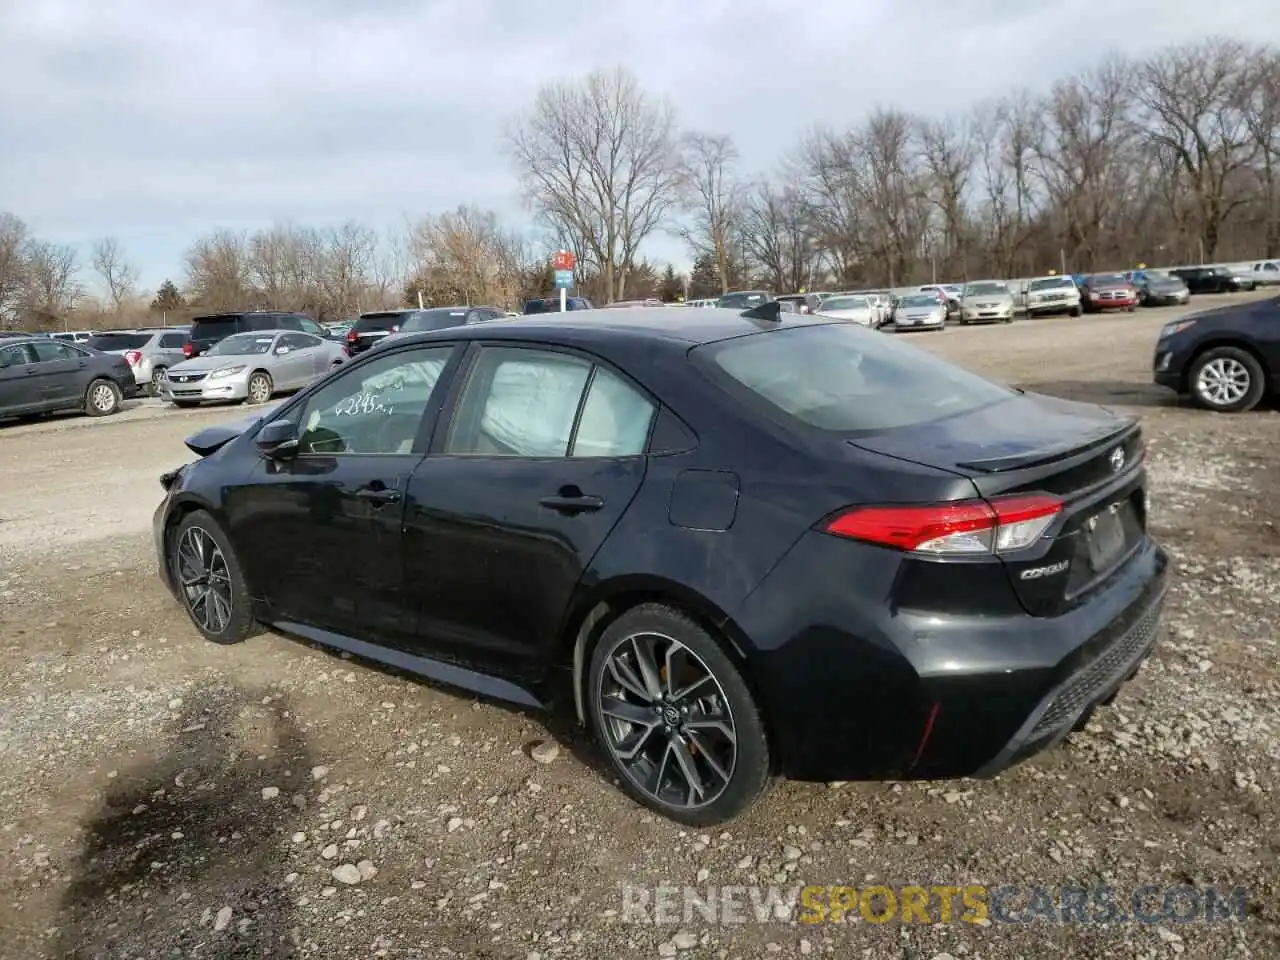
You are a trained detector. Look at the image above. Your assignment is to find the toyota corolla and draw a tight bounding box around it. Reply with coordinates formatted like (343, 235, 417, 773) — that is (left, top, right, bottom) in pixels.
(154, 304, 1168, 825)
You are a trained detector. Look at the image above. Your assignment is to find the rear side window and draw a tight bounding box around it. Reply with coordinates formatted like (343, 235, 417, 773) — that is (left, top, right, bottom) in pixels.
(87, 332, 152, 350)
(191, 317, 240, 341)
(697, 323, 1013, 434)
(158, 333, 187, 348)
(402, 309, 468, 332)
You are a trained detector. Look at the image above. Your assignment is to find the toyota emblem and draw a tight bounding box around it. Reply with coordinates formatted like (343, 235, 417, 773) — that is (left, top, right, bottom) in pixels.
(1109, 447, 1124, 472)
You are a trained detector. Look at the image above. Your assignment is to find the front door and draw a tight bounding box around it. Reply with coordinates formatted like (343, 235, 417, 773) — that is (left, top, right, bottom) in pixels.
(27, 340, 89, 406)
(0, 342, 40, 414)
(404, 344, 656, 681)
(222, 343, 462, 642)
(274, 332, 322, 387)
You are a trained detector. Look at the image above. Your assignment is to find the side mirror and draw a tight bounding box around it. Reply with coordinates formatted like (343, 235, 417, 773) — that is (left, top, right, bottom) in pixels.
(256, 419, 299, 458)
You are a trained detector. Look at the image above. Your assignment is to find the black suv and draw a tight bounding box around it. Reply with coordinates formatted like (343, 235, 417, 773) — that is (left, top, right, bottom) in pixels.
(185, 312, 327, 358)
(1168, 267, 1241, 295)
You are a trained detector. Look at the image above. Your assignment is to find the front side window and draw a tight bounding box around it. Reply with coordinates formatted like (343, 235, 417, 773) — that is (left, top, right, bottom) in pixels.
(293, 346, 455, 455)
(279, 333, 320, 351)
(0, 344, 30, 368)
(698, 323, 1013, 434)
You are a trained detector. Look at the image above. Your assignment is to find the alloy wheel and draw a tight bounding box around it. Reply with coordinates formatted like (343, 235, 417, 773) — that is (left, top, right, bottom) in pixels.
(248, 375, 271, 403)
(596, 632, 737, 810)
(176, 526, 233, 633)
(1197, 357, 1250, 406)
(91, 383, 117, 412)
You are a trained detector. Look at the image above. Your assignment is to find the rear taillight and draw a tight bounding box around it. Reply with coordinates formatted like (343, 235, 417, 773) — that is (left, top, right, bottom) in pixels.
(824, 494, 1063, 556)
(124, 350, 142, 366)
(182, 342, 194, 357)
(347, 328, 358, 342)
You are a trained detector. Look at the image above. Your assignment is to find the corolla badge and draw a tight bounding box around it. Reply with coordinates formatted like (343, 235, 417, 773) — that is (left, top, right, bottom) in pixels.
(1109, 447, 1124, 472)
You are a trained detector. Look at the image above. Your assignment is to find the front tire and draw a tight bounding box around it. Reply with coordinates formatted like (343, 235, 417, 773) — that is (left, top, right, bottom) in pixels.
(167, 510, 257, 644)
(1069, 305, 1082, 317)
(84, 378, 122, 417)
(150, 366, 167, 396)
(1188, 346, 1266, 413)
(586, 603, 772, 826)
(246, 371, 273, 405)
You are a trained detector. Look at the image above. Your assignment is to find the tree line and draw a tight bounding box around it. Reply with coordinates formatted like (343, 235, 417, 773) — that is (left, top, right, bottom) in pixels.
(2, 36, 1277, 329)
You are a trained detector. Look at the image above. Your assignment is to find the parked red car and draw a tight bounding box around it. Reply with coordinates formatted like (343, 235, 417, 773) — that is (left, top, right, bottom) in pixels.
(1079, 274, 1138, 313)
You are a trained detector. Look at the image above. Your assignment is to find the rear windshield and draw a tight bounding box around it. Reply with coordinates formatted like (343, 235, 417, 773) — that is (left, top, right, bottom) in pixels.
(696, 323, 1012, 434)
(401, 308, 469, 332)
(190, 317, 240, 341)
(717, 291, 771, 310)
(818, 296, 867, 311)
(87, 332, 152, 350)
(356, 312, 407, 331)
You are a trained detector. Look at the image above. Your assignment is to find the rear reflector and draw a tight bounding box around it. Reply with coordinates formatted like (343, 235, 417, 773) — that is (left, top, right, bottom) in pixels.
(825, 494, 1063, 555)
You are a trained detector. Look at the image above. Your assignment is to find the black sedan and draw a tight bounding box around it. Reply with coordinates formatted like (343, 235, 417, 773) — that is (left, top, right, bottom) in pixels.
(0, 337, 138, 421)
(1153, 297, 1280, 412)
(154, 304, 1168, 825)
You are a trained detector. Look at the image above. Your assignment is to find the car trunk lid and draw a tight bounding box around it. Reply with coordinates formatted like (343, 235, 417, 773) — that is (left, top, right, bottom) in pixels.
(847, 392, 1147, 616)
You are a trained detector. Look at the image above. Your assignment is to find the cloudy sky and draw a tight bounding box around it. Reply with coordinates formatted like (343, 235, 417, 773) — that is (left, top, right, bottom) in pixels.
(1, 0, 1275, 295)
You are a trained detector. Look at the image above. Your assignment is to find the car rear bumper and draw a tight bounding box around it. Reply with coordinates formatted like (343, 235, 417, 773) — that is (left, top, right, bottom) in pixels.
(736, 532, 1170, 782)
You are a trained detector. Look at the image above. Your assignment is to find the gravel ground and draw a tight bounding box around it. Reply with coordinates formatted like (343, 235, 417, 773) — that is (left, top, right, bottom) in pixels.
(1, 297, 1278, 960)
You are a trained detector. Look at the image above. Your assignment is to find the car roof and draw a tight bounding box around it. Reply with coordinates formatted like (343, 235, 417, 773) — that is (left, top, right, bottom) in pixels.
(388, 306, 833, 350)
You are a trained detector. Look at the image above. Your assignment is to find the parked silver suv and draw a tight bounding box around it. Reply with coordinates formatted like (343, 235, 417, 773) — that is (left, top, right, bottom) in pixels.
(85, 328, 190, 395)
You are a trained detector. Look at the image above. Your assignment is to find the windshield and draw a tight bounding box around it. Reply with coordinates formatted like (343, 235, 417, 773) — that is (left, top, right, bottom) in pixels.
(206, 333, 276, 356)
(400, 308, 469, 332)
(87, 332, 152, 350)
(899, 294, 941, 308)
(818, 296, 868, 311)
(1089, 274, 1127, 284)
(1028, 277, 1072, 291)
(717, 291, 772, 310)
(963, 282, 1007, 297)
(699, 324, 1011, 434)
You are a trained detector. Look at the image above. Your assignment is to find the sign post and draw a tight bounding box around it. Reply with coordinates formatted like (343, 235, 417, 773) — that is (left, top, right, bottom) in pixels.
(552, 250, 576, 311)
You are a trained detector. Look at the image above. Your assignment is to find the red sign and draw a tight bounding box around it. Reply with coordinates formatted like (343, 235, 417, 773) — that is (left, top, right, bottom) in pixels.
(552, 250, 576, 271)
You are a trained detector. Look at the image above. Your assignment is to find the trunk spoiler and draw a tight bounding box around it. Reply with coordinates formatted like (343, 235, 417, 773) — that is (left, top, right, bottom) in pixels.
(953, 419, 1137, 473)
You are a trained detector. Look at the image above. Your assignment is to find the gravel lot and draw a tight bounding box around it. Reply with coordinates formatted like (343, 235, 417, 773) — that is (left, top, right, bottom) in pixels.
(2, 298, 1278, 959)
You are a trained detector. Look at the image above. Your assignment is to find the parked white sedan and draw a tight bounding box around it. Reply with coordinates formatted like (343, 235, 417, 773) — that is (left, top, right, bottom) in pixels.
(815, 294, 878, 326)
(160, 330, 347, 407)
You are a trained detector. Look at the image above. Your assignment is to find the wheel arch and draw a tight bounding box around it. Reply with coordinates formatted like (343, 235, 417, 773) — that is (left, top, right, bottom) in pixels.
(1183, 338, 1271, 392)
(561, 574, 758, 726)
(163, 493, 234, 558)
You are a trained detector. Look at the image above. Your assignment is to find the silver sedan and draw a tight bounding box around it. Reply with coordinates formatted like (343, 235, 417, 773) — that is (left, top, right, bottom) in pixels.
(160, 329, 347, 407)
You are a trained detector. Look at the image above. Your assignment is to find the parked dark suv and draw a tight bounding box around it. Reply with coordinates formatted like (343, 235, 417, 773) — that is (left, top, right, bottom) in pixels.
(185, 312, 328, 359)
(1168, 267, 1241, 295)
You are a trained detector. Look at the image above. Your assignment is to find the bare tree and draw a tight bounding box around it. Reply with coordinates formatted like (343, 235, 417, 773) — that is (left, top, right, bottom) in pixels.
(184, 229, 251, 310)
(1033, 60, 1137, 271)
(1246, 50, 1280, 255)
(319, 220, 377, 317)
(506, 67, 681, 301)
(90, 236, 141, 315)
(918, 116, 977, 279)
(676, 132, 742, 294)
(741, 180, 818, 293)
(22, 239, 81, 319)
(1137, 39, 1257, 260)
(407, 206, 525, 307)
(0, 212, 28, 324)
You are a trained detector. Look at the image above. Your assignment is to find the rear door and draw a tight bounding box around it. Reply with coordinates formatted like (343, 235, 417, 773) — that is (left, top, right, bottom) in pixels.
(402, 343, 656, 680)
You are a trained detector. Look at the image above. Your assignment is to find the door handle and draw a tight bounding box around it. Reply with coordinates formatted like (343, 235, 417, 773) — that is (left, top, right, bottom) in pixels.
(355, 487, 401, 505)
(539, 493, 604, 513)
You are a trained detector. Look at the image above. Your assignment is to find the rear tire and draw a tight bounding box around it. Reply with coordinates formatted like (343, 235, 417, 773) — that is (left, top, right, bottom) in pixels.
(1188, 346, 1265, 413)
(1069, 305, 1082, 317)
(150, 366, 167, 395)
(586, 603, 772, 826)
(84, 378, 121, 417)
(167, 510, 258, 645)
